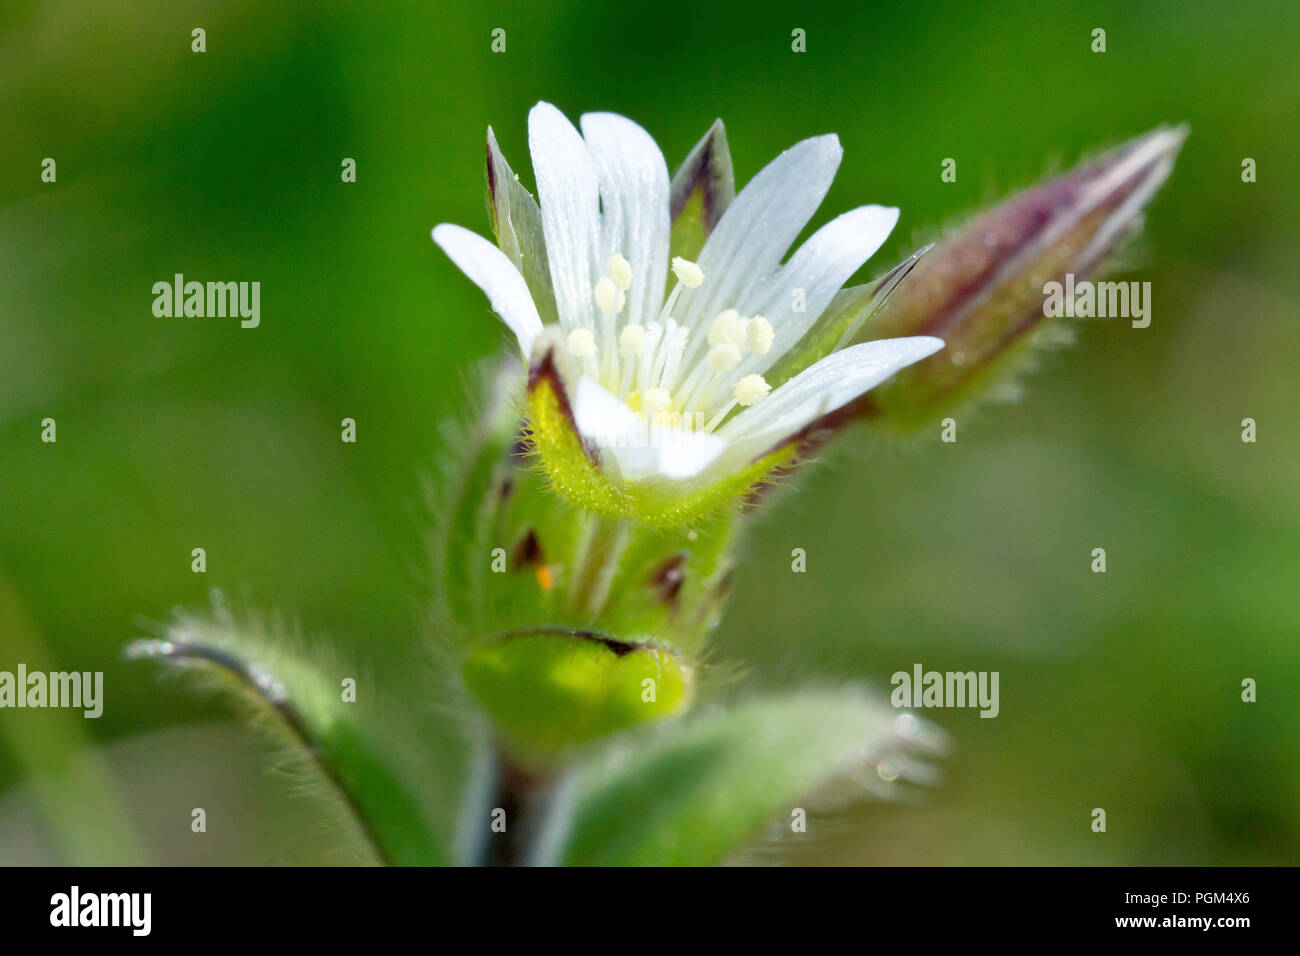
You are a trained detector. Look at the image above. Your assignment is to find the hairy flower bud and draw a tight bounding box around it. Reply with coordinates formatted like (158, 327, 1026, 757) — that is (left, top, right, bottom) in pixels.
(856, 125, 1187, 426)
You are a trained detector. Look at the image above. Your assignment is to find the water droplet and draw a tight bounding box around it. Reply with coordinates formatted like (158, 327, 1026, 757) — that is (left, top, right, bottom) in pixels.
(893, 713, 917, 738)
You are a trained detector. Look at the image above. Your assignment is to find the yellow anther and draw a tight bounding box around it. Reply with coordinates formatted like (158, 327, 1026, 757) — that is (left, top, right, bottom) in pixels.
(567, 327, 598, 358)
(733, 373, 771, 406)
(618, 323, 646, 358)
(748, 315, 774, 355)
(707, 342, 742, 372)
(594, 276, 618, 313)
(642, 387, 672, 416)
(607, 253, 633, 291)
(707, 309, 748, 349)
(671, 256, 704, 288)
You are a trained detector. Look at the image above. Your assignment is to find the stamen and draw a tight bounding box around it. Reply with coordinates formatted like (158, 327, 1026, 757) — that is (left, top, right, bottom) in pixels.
(702, 399, 738, 433)
(642, 387, 672, 421)
(707, 343, 742, 372)
(671, 256, 704, 288)
(595, 254, 630, 381)
(594, 277, 618, 314)
(599, 247, 772, 435)
(659, 259, 702, 326)
(748, 315, 774, 355)
(618, 323, 646, 358)
(652, 321, 688, 391)
(707, 309, 748, 349)
(568, 328, 597, 358)
(675, 362, 713, 413)
(607, 253, 633, 291)
(733, 373, 771, 406)
(635, 322, 665, 394)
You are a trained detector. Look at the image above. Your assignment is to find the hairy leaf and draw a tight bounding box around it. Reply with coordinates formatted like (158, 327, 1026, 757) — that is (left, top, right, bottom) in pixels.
(128, 605, 468, 865)
(543, 688, 946, 865)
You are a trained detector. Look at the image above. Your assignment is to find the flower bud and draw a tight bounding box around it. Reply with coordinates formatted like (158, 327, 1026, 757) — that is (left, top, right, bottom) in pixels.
(857, 125, 1187, 426)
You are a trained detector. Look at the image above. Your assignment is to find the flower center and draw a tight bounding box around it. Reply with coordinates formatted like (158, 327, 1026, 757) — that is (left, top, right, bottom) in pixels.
(566, 253, 772, 434)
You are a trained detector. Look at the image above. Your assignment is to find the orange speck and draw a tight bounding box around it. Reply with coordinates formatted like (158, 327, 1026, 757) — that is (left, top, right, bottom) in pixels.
(536, 565, 555, 591)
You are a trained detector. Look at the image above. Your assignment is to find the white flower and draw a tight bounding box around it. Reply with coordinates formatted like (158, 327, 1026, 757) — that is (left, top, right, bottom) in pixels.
(433, 102, 942, 488)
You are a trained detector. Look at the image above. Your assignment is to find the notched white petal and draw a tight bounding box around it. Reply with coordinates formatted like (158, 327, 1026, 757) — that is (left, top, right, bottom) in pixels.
(580, 112, 670, 332)
(529, 102, 601, 331)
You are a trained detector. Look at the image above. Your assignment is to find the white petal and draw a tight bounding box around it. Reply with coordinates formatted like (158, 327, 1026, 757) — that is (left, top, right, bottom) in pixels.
(673, 134, 842, 367)
(573, 376, 725, 481)
(648, 424, 726, 480)
(580, 113, 670, 341)
(432, 223, 543, 355)
(529, 102, 601, 331)
(574, 375, 647, 451)
(716, 336, 944, 451)
(572, 377, 658, 480)
(738, 205, 899, 377)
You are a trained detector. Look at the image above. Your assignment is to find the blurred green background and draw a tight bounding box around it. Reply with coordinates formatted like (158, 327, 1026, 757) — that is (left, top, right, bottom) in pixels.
(1, 0, 1297, 864)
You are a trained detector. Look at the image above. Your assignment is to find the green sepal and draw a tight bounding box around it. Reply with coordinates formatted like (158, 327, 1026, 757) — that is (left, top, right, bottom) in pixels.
(430, 361, 744, 647)
(525, 347, 802, 529)
(668, 119, 735, 264)
(427, 359, 742, 759)
(764, 245, 930, 390)
(485, 126, 557, 325)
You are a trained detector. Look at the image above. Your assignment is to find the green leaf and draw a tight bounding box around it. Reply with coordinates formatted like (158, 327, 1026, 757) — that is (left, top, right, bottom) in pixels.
(545, 687, 946, 866)
(128, 605, 467, 865)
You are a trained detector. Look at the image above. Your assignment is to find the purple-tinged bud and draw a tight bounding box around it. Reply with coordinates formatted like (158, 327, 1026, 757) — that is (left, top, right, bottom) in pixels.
(857, 125, 1187, 426)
